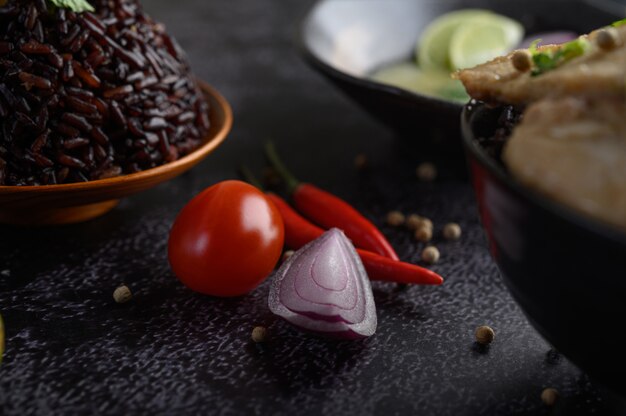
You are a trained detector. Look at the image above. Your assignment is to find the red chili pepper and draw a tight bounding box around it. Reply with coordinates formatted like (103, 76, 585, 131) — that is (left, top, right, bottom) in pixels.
(266, 193, 322, 249)
(265, 142, 400, 261)
(266, 192, 443, 286)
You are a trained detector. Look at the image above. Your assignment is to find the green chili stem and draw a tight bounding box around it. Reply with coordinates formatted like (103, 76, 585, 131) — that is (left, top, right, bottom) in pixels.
(237, 165, 265, 191)
(264, 141, 300, 195)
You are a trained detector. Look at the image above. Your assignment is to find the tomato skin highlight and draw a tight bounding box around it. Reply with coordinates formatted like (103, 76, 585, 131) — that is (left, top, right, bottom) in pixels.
(168, 180, 285, 297)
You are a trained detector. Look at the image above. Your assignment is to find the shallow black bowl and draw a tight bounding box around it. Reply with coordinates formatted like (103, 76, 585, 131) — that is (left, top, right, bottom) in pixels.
(462, 102, 626, 394)
(300, 0, 622, 148)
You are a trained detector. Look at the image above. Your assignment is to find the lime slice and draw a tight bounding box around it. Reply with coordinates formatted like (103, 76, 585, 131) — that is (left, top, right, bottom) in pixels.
(372, 63, 449, 96)
(449, 16, 524, 70)
(417, 9, 496, 71)
(371, 63, 469, 103)
(372, 63, 448, 94)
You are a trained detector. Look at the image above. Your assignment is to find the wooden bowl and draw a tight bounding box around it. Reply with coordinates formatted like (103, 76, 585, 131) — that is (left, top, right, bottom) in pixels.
(0, 81, 232, 226)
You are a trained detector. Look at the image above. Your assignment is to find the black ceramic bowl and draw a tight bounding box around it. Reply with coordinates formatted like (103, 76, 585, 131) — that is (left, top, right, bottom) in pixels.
(300, 0, 623, 147)
(462, 102, 626, 394)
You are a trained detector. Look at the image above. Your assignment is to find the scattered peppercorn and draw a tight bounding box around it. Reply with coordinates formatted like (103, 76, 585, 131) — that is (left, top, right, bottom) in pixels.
(251, 326, 268, 343)
(596, 28, 620, 51)
(511, 50, 532, 72)
(113, 285, 132, 304)
(416, 162, 437, 182)
(282, 250, 295, 262)
(354, 153, 368, 170)
(541, 388, 559, 407)
(420, 218, 433, 230)
(475, 325, 495, 345)
(386, 211, 405, 227)
(405, 214, 423, 231)
(415, 226, 433, 243)
(407, 215, 434, 231)
(421, 245, 440, 264)
(443, 223, 462, 241)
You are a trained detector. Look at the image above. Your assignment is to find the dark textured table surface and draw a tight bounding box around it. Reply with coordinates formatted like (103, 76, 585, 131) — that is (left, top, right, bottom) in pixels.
(0, 1, 616, 415)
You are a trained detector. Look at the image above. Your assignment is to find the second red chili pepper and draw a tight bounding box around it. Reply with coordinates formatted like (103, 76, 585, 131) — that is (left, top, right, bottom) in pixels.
(266, 192, 443, 286)
(265, 142, 400, 261)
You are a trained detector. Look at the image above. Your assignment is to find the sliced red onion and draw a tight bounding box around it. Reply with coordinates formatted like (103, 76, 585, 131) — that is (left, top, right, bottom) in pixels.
(519, 31, 578, 49)
(268, 228, 377, 339)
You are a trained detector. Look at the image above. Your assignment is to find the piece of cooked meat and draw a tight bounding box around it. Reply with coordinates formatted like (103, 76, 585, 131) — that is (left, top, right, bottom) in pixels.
(503, 97, 626, 229)
(455, 26, 626, 105)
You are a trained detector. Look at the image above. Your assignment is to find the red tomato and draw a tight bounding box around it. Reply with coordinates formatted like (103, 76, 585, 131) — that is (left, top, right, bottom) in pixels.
(168, 180, 285, 297)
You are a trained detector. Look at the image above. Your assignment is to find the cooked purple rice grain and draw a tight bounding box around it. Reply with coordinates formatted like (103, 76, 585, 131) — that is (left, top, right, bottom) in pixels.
(65, 85, 92, 97)
(144, 132, 158, 145)
(31, 129, 49, 152)
(20, 39, 51, 54)
(476, 105, 524, 162)
(0, 0, 210, 186)
(61, 113, 92, 132)
(61, 60, 74, 81)
(108, 98, 126, 127)
(33, 20, 44, 42)
(68, 29, 90, 53)
(144, 117, 167, 131)
(127, 118, 144, 136)
(90, 126, 108, 145)
(18, 71, 52, 90)
(65, 95, 97, 114)
(102, 84, 132, 99)
(58, 153, 85, 169)
(63, 137, 90, 150)
(71, 61, 101, 88)
(47, 51, 63, 68)
(33, 152, 53, 167)
(93, 143, 108, 161)
(86, 50, 106, 68)
(177, 111, 195, 124)
(60, 24, 81, 47)
(56, 123, 80, 138)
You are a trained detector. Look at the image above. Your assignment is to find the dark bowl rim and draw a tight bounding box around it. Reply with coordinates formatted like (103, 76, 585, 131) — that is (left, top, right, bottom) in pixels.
(297, 0, 625, 116)
(461, 101, 626, 247)
(297, 2, 463, 114)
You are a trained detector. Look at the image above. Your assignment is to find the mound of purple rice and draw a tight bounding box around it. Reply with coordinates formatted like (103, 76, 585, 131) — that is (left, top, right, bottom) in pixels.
(0, 0, 210, 186)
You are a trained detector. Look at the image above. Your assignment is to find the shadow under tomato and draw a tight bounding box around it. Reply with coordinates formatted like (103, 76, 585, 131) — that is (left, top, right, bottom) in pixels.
(0, 199, 148, 291)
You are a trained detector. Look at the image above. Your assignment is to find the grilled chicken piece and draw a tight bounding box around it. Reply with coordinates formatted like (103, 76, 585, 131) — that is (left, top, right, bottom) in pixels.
(503, 97, 626, 229)
(455, 26, 626, 105)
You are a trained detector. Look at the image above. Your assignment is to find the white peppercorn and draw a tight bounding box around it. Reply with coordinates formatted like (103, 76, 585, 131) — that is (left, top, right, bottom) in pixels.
(113, 285, 132, 304)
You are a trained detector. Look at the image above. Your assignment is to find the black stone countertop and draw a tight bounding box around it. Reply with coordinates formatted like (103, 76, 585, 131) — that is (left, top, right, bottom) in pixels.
(0, 1, 615, 415)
